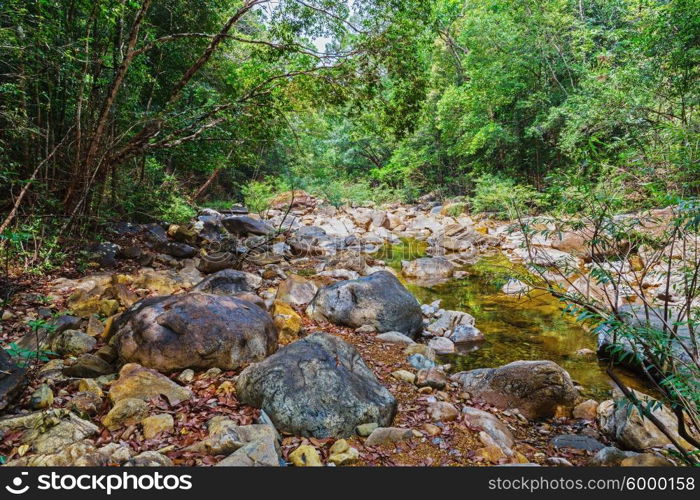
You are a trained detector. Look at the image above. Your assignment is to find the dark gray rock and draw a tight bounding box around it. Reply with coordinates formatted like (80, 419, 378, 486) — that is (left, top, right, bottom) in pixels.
(236, 332, 397, 438)
(89, 242, 120, 268)
(0, 348, 26, 411)
(192, 269, 260, 295)
(551, 434, 606, 452)
(295, 226, 327, 240)
(114, 292, 277, 372)
(307, 271, 423, 338)
(117, 246, 142, 260)
(196, 253, 238, 274)
(159, 241, 197, 259)
(222, 216, 274, 236)
(18, 314, 81, 351)
(144, 223, 168, 245)
(63, 354, 115, 378)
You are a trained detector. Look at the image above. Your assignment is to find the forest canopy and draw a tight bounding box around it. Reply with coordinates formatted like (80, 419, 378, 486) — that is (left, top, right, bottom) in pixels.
(1, 0, 698, 240)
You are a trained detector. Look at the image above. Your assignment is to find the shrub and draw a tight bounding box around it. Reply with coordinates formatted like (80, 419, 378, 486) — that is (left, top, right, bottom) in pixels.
(470, 174, 541, 219)
(154, 175, 196, 224)
(241, 178, 290, 214)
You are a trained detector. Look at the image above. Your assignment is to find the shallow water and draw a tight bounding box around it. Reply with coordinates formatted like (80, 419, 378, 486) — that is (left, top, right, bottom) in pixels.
(376, 239, 648, 399)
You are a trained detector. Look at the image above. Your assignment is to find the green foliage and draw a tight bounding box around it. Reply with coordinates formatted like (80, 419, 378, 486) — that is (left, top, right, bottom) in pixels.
(0, 219, 66, 275)
(241, 178, 290, 214)
(443, 201, 468, 217)
(470, 174, 541, 219)
(257, 0, 699, 213)
(5, 342, 55, 366)
(520, 197, 700, 464)
(154, 177, 197, 224)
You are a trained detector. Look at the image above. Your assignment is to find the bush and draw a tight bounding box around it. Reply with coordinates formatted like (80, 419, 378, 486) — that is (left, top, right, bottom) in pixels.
(154, 175, 196, 224)
(241, 178, 290, 214)
(310, 177, 401, 208)
(470, 174, 541, 219)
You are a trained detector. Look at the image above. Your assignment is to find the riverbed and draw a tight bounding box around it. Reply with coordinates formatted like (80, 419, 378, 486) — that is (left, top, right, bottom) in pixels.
(377, 239, 649, 399)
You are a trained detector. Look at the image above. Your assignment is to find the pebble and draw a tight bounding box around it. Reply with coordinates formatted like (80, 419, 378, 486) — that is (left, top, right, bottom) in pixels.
(422, 423, 441, 436)
(407, 354, 436, 370)
(365, 427, 413, 446)
(415, 368, 448, 389)
(289, 445, 323, 467)
(391, 369, 416, 384)
(178, 369, 195, 384)
(30, 384, 54, 409)
(427, 401, 459, 422)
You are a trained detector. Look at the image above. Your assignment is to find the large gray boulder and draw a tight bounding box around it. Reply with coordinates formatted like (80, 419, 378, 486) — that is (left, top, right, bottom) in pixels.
(114, 292, 277, 372)
(306, 271, 423, 338)
(236, 332, 397, 438)
(451, 360, 578, 419)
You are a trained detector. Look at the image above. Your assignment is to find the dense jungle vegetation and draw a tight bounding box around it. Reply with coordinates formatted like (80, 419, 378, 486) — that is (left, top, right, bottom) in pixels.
(1, 0, 698, 269)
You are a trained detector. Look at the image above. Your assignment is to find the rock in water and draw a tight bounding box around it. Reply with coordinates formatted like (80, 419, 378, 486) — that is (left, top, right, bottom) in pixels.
(236, 332, 397, 438)
(114, 292, 277, 372)
(306, 271, 423, 338)
(451, 360, 578, 419)
(0, 348, 26, 411)
(401, 257, 455, 282)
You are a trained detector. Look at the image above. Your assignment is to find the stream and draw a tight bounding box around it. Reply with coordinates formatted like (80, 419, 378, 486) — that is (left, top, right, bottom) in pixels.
(376, 239, 651, 399)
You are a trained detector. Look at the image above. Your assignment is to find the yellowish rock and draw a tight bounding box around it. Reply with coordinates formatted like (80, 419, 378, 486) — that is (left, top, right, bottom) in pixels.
(391, 370, 416, 384)
(111, 274, 133, 285)
(329, 439, 350, 455)
(573, 399, 598, 420)
(109, 284, 138, 308)
(132, 271, 180, 295)
(476, 445, 506, 463)
(271, 301, 302, 344)
(629, 255, 644, 272)
(102, 398, 149, 430)
(30, 384, 54, 409)
(216, 381, 235, 396)
(78, 378, 104, 398)
(109, 363, 192, 405)
(101, 314, 118, 341)
(86, 315, 104, 337)
(289, 445, 323, 467)
(328, 446, 359, 466)
(422, 423, 441, 436)
(69, 295, 119, 318)
(141, 414, 174, 439)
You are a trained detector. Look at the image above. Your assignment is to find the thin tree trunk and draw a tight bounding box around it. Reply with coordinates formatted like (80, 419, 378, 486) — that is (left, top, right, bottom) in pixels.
(193, 168, 222, 201)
